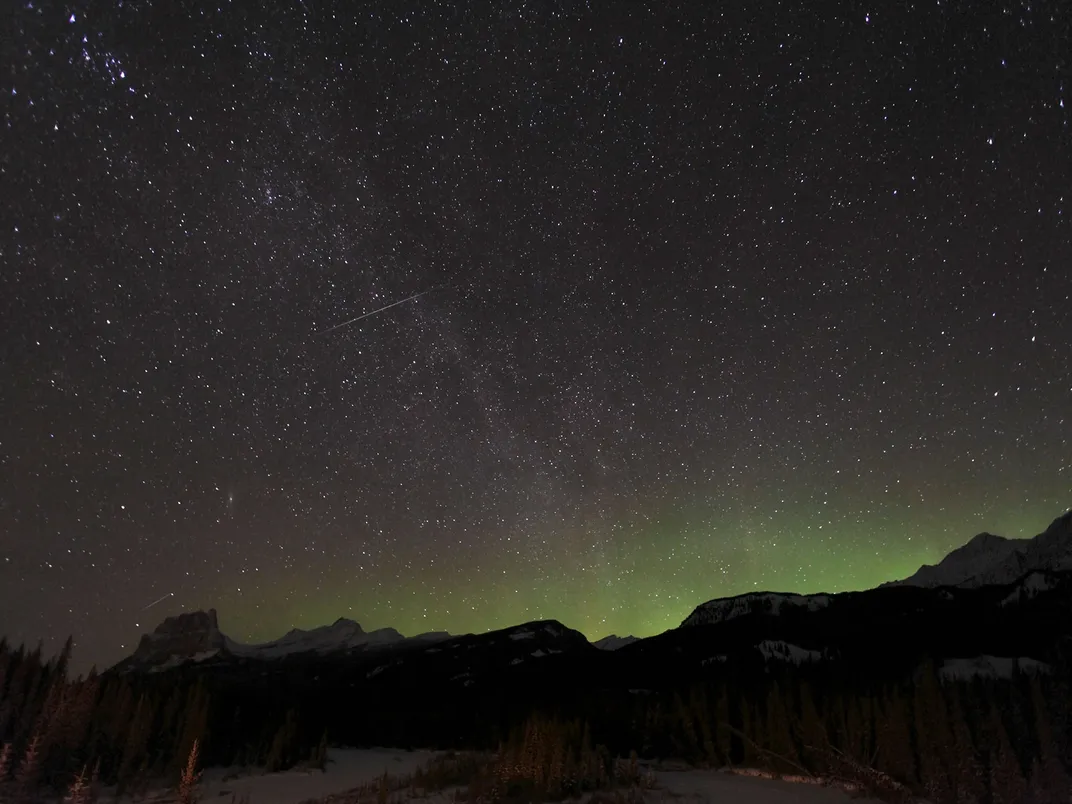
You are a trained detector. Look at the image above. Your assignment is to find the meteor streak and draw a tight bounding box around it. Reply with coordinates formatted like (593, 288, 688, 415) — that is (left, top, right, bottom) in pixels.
(315, 287, 441, 336)
(141, 592, 174, 612)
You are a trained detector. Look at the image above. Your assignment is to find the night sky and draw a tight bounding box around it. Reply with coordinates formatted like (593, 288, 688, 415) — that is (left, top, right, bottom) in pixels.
(2, 1, 1070, 673)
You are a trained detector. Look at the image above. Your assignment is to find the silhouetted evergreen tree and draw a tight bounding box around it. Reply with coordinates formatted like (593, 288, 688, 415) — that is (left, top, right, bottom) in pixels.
(874, 687, 915, 785)
(117, 694, 154, 790)
(988, 707, 1028, 804)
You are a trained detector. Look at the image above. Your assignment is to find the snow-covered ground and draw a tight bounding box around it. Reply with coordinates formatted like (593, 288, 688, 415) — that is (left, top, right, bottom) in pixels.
(97, 748, 882, 804)
(198, 748, 439, 803)
(655, 769, 881, 803)
(184, 749, 880, 804)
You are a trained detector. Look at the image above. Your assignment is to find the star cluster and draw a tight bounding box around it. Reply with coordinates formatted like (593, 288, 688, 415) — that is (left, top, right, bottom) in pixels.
(1, 0, 1070, 672)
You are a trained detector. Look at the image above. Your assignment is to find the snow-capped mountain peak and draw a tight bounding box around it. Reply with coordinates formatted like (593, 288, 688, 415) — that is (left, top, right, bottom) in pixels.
(230, 618, 409, 659)
(891, 509, 1072, 588)
(680, 591, 830, 627)
(887, 531, 1025, 588)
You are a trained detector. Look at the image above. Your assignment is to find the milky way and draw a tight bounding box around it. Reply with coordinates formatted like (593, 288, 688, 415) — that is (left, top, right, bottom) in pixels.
(1, 1, 1070, 672)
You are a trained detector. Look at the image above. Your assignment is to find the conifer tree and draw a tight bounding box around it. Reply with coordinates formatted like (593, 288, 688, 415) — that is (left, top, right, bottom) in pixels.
(0, 700, 12, 750)
(873, 688, 915, 786)
(672, 692, 699, 760)
(913, 664, 956, 801)
(794, 682, 827, 774)
(579, 720, 594, 781)
(713, 684, 732, 765)
(823, 693, 849, 753)
(117, 694, 154, 787)
(0, 640, 10, 688)
(949, 689, 986, 804)
(54, 637, 74, 683)
(89, 756, 101, 800)
(15, 732, 43, 796)
(264, 709, 299, 773)
(696, 711, 718, 768)
(1026, 678, 1071, 801)
(547, 736, 564, 797)
(177, 739, 201, 804)
(13, 658, 45, 743)
(40, 679, 72, 754)
(102, 680, 136, 759)
(158, 689, 183, 742)
(0, 741, 13, 793)
(988, 710, 1028, 804)
(843, 693, 874, 763)
(739, 701, 760, 767)
(763, 683, 797, 772)
(66, 765, 90, 804)
(63, 676, 99, 754)
(172, 683, 210, 775)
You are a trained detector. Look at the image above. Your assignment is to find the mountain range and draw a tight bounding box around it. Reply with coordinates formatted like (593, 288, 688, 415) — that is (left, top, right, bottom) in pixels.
(96, 508, 1072, 775)
(127, 610, 454, 671)
(117, 508, 1072, 685)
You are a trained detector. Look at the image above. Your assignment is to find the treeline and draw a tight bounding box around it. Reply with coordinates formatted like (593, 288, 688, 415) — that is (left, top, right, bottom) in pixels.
(0, 638, 318, 798)
(376, 676, 1072, 804)
(2, 633, 1071, 803)
(607, 665, 1071, 802)
(412, 715, 656, 803)
(0, 638, 99, 795)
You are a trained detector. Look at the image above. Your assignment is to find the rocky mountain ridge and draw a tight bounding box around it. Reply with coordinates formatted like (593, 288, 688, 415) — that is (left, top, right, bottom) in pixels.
(123, 509, 1072, 677)
(132, 609, 228, 665)
(130, 610, 453, 670)
(890, 508, 1072, 588)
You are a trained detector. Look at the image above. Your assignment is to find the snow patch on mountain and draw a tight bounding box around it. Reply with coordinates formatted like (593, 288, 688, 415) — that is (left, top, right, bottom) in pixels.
(681, 592, 831, 627)
(756, 640, 823, 664)
(940, 655, 1052, 681)
(593, 635, 640, 650)
(149, 649, 221, 673)
(1000, 571, 1059, 606)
